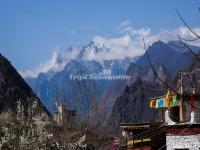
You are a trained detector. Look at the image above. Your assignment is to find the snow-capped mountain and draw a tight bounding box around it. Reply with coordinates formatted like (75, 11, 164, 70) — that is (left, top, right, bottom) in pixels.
(25, 41, 137, 112)
(78, 41, 110, 60)
(24, 40, 200, 125)
(27, 41, 136, 80)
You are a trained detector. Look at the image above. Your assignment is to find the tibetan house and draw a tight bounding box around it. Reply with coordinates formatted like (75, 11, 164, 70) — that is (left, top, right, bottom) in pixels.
(121, 122, 166, 150)
(120, 72, 200, 149)
(149, 91, 200, 150)
(120, 90, 200, 150)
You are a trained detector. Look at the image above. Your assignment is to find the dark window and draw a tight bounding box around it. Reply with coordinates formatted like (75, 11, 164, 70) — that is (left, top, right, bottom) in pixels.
(170, 106, 180, 122)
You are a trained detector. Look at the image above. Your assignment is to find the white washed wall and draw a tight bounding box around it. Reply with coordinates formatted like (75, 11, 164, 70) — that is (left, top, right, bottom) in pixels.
(166, 134, 200, 150)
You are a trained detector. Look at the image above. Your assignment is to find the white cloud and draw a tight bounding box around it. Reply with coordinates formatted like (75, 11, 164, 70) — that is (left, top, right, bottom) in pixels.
(20, 51, 66, 78)
(20, 45, 82, 78)
(119, 20, 132, 27)
(20, 20, 200, 78)
(92, 34, 145, 60)
(145, 27, 200, 46)
(92, 21, 200, 60)
(69, 30, 77, 35)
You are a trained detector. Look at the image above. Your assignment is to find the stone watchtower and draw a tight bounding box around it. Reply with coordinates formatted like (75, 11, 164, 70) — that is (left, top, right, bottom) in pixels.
(54, 102, 76, 126)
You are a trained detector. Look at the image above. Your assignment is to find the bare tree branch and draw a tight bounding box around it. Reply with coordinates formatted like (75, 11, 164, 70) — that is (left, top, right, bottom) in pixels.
(176, 9, 200, 39)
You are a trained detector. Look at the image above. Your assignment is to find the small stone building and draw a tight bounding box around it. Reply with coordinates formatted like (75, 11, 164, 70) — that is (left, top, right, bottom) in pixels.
(54, 102, 76, 127)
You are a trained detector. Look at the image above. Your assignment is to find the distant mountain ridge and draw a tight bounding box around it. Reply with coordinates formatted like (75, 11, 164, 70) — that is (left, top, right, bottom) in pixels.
(136, 40, 199, 73)
(24, 40, 200, 124)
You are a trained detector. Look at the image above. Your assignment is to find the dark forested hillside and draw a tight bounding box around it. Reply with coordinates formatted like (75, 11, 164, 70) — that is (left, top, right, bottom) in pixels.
(0, 54, 50, 116)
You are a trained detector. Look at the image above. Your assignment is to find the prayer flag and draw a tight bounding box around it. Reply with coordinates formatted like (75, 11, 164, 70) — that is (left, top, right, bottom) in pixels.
(169, 95, 173, 102)
(158, 99, 163, 108)
(156, 100, 159, 108)
(173, 95, 177, 105)
(150, 101, 153, 108)
(162, 98, 166, 107)
(166, 91, 170, 107)
(152, 100, 156, 108)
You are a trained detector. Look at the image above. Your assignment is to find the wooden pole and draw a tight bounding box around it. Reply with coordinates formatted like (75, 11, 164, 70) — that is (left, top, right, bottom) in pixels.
(179, 73, 185, 122)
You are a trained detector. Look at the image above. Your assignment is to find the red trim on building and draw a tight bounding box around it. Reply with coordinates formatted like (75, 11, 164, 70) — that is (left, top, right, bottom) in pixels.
(166, 127, 200, 136)
(134, 146, 151, 150)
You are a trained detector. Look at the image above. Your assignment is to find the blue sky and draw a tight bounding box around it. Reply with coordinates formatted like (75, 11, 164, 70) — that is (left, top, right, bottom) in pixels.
(0, 0, 200, 72)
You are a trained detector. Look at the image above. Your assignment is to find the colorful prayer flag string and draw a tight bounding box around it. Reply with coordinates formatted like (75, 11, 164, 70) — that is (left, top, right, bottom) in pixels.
(149, 93, 179, 109)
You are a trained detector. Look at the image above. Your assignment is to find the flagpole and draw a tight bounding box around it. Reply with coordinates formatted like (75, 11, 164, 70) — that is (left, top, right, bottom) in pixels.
(178, 72, 185, 122)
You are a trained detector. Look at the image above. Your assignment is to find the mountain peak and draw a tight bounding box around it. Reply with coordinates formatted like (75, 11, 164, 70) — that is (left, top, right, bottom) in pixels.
(78, 41, 109, 60)
(152, 40, 165, 46)
(136, 40, 193, 73)
(150, 40, 169, 51)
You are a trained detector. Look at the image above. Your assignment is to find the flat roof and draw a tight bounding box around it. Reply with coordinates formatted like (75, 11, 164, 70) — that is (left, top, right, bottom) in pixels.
(120, 122, 164, 130)
(166, 123, 200, 128)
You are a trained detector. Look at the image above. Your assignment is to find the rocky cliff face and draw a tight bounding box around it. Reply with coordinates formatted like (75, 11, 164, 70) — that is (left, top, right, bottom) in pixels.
(107, 79, 165, 131)
(90, 63, 169, 126)
(127, 63, 170, 84)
